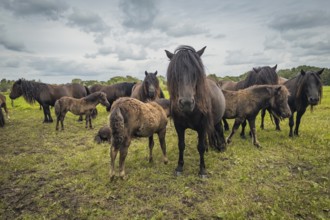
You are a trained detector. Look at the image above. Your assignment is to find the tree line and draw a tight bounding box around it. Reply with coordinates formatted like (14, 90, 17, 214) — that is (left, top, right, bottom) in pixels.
(1, 66, 329, 92)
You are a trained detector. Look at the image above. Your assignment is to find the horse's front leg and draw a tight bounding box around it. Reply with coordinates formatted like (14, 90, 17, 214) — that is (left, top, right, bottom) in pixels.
(197, 129, 207, 178)
(42, 105, 50, 123)
(223, 118, 229, 131)
(248, 117, 260, 148)
(240, 120, 247, 139)
(158, 128, 168, 164)
(226, 118, 243, 144)
(288, 113, 295, 137)
(175, 126, 185, 176)
(294, 108, 306, 136)
(148, 135, 154, 163)
(3, 103, 9, 119)
(260, 108, 266, 130)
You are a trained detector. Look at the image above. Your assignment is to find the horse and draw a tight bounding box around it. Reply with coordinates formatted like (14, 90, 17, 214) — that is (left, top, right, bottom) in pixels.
(272, 69, 324, 137)
(131, 71, 165, 102)
(9, 79, 89, 123)
(0, 93, 9, 126)
(94, 125, 111, 144)
(89, 84, 105, 93)
(260, 76, 288, 130)
(165, 45, 226, 177)
(55, 92, 110, 130)
(223, 85, 291, 147)
(0, 93, 9, 127)
(109, 97, 170, 180)
(99, 82, 136, 111)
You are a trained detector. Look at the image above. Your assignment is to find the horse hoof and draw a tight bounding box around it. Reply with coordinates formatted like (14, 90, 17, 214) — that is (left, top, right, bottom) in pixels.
(199, 174, 208, 179)
(175, 170, 183, 176)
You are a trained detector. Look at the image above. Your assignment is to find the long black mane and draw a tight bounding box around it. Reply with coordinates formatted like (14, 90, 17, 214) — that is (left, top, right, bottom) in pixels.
(243, 65, 278, 89)
(15, 79, 48, 104)
(166, 45, 209, 115)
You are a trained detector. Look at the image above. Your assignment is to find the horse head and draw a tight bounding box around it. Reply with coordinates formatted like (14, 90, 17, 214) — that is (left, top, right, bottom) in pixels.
(143, 71, 159, 100)
(270, 85, 291, 119)
(98, 92, 111, 108)
(165, 46, 207, 113)
(9, 79, 23, 100)
(300, 69, 324, 106)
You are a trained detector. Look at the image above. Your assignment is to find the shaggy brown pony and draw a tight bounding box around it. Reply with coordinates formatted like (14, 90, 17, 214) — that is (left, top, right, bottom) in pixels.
(94, 125, 111, 144)
(55, 92, 110, 130)
(223, 85, 291, 147)
(131, 71, 165, 102)
(109, 97, 170, 180)
(0, 93, 9, 127)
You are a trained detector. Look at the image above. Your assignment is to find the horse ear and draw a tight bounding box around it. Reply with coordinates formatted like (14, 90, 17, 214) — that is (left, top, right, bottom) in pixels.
(145, 71, 148, 76)
(197, 46, 207, 57)
(165, 50, 174, 60)
(272, 64, 277, 71)
(253, 68, 259, 73)
(154, 71, 158, 76)
(317, 68, 324, 75)
(17, 79, 22, 84)
(300, 69, 306, 76)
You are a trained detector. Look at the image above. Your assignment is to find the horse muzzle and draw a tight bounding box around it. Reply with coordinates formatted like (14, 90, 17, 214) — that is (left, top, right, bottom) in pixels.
(178, 98, 195, 113)
(308, 97, 319, 105)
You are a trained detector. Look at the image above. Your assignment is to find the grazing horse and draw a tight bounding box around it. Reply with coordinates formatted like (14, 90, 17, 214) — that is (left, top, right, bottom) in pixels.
(9, 79, 89, 123)
(165, 45, 226, 177)
(131, 71, 165, 102)
(274, 69, 324, 137)
(223, 85, 291, 147)
(55, 92, 110, 130)
(0, 93, 9, 127)
(94, 125, 111, 144)
(100, 82, 136, 111)
(109, 97, 170, 180)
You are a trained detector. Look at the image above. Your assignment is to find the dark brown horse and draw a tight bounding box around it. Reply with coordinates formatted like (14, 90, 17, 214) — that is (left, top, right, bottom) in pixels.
(55, 92, 110, 130)
(89, 84, 105, 93)
(0, 93, 9, 127)
(99, 82, 136, 111)
(165, 45, 226, 177)
(109, 97, 170, 180)
(273, 69, 324, 137)
(223, 85, 291, 147)
(9, 79, 89, 123)
(131, 71, 165, 102)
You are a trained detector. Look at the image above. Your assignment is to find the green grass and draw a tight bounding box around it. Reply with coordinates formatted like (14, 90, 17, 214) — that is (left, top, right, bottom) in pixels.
(0, 88, 329, 219)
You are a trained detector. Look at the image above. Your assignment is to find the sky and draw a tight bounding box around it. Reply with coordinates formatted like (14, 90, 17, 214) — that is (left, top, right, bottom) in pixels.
(0, 0, 330, 84)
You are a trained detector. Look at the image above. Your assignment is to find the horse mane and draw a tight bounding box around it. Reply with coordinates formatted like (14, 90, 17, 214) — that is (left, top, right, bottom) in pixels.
(243, 66, 279, 89)
(166, 45, 209, 114)
(294, 71, 323, 110)
(84, 91, 102, 102)
(18, 79, 48, 104)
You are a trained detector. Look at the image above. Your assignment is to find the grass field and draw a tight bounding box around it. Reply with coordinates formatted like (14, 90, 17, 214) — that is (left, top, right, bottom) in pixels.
(0, 87, 329, 219)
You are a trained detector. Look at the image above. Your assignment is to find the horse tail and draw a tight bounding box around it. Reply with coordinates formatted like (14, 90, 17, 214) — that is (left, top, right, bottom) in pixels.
(0, 107, 5, 127)
(208, 120, 226, 152)
(54, 99, 62, 118)
(110, 107, 125, 148)
(84, 86, 90, 95)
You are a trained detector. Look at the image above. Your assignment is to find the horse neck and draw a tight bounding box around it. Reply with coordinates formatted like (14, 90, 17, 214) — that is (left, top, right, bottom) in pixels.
(22, 81, 46, 103)
(250, 86, 275, 107)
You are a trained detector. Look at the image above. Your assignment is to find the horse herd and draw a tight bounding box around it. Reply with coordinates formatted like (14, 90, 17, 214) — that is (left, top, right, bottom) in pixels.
(0, 45, 324, 179)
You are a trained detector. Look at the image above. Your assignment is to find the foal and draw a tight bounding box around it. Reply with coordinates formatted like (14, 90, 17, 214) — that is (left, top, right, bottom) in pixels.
(109, 97, 170, 180)
(223, 85, 291, 147)
(55, 92, 110, 130)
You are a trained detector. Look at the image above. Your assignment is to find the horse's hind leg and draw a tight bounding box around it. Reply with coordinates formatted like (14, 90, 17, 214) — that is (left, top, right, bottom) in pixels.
(109, 146, 119, 180)
(240, 120, 247, 139)
(223, 119, 229, 131)
(148, 135, 155, 163)
(119, 139, 131, 180)
(158, 129, 168, 164)
(226, 119, 242, 144)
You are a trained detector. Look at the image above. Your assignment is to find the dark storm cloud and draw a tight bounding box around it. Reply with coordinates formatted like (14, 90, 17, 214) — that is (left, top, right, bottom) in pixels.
(119, 0, 158, 31)
(0, 0, 69, 20)
(0, 25, 29, 52)
(67, 8, 110, 44)
(269, 10, 330, 31)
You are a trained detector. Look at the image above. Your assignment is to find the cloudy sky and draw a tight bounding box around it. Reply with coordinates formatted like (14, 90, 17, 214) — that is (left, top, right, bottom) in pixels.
(0, 0, 329, 83)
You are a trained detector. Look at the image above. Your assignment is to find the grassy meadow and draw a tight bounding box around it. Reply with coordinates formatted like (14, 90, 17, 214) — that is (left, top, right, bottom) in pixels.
(0, 87, 329, 219)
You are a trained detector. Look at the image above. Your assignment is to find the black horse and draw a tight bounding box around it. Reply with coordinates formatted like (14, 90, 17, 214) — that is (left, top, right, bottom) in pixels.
(99, 82, 136, 111)
(273, 69, 324, 137)
(165, 45, 226, 177)
(131, 71, 165, 102)
(9, 79, 89, 123)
